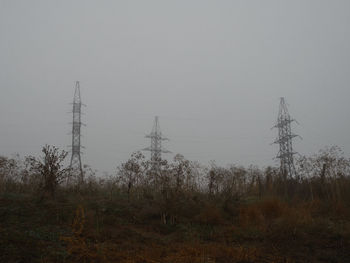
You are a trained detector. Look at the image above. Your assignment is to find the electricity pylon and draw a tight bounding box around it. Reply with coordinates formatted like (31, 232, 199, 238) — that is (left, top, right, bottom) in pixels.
(69, 81, 85, 184)
(273, 97, 300, 179)
(143, 116, 171, 172)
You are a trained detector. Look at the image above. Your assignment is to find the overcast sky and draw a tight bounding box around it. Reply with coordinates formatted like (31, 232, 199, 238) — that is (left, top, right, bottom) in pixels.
(0, 0, 349, 174)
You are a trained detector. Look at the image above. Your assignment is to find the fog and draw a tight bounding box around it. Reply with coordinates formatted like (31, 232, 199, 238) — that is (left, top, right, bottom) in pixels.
(0, 0, 349, 174)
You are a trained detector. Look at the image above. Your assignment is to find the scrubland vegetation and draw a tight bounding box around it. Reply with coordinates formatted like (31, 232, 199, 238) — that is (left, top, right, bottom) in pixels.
(1, 145, 350, 262)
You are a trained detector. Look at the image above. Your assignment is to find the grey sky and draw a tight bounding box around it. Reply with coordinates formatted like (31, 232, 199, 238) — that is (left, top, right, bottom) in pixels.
(0, 0, 349, 174)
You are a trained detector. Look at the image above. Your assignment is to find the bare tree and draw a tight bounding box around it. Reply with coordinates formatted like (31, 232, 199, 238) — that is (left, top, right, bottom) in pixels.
(297, 146, 350, 201)
(0, 156, 20, 193)
(171, 154, 191, 191)
(26, 145, 70, 199)
(117, 151, 147, 200)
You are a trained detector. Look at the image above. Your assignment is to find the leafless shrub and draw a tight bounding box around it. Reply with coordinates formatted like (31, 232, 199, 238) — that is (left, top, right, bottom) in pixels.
(26, 145, 70, 199)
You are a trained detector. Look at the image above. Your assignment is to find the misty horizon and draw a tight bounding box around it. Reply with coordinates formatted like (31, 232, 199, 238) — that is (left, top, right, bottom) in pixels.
(1, 1, 349, 175)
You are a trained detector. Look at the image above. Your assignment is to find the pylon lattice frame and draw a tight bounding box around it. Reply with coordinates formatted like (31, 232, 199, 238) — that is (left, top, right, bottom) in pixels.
(69, 81, 84, 183)
(143, 116, 171, 172)
(273, 97, 299, 179)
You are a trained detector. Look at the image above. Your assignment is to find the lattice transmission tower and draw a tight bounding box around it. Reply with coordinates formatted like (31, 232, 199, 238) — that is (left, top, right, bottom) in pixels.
(143, 116, 171, 172)
(69, 81, 85, 183)
(273, 97, 300, 179)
